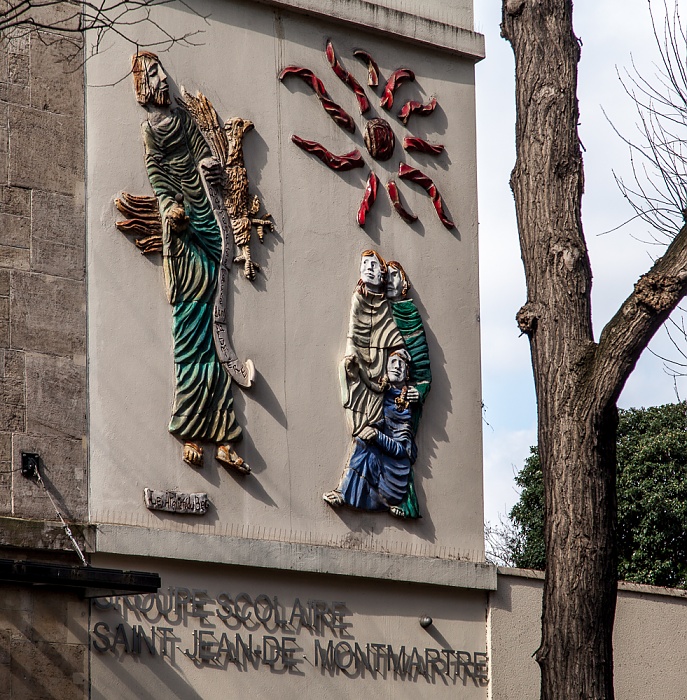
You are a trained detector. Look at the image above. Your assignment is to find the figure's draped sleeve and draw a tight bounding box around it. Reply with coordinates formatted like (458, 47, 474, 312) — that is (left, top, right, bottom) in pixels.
(391, 297, 430, 518)
(391, 299, 432, 406)
(142, 110, 240, 443)
(342, 287, 404, 435)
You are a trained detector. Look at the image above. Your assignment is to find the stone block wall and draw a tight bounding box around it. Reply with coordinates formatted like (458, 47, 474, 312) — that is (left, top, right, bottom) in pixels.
(0, 23, 89, 699)
(0, 586, 88, 700)
(0, 25, 87, 531)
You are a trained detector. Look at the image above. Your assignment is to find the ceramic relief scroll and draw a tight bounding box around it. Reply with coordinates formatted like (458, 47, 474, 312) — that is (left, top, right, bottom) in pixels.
(324, 251, 431, 518)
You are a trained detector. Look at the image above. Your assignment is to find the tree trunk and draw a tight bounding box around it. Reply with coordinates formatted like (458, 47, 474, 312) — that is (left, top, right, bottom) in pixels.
(501, 1, 687, 698)
(539, 406, 618, 699)
(501, 1, 617, 697)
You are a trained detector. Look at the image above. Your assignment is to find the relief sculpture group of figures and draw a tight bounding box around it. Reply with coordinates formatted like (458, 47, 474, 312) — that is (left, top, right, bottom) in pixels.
(118, 54, 431, 518)
(323, 251, 432, 518)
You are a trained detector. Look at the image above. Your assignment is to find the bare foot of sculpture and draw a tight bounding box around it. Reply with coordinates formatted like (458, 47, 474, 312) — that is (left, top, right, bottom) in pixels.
(323, 490, 344, 507)
(216, 444, 251, 474)
(389, 506, 405, 518)
(183, 442, 203, 467)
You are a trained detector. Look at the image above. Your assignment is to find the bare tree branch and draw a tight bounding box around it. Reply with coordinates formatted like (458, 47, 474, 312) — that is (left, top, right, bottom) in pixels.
(602, 0, 687, 390)
(610, 0, 687, 239)
(485, 515, 523, 568)
(0, 0, 209, 59)
(593, 223, 687, 407)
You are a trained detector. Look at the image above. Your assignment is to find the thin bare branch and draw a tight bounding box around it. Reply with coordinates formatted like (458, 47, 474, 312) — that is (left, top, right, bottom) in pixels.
(594, 222, 687, 406)
(0, 0, 209, 58)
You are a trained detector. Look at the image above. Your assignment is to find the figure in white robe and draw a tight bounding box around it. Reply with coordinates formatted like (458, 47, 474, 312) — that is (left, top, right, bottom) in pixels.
(339, 250, 404, 436)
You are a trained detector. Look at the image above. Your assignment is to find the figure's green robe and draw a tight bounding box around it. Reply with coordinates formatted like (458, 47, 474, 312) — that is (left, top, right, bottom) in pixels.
(391, 298, 432, 518)
(142, 109, 240, 443)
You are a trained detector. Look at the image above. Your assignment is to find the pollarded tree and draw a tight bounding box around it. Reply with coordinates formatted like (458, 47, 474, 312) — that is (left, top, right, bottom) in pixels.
(500, 1, 687, 698)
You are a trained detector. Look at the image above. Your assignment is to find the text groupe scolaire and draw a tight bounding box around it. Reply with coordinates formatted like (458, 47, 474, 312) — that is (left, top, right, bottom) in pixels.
(92, 588, 488, 685)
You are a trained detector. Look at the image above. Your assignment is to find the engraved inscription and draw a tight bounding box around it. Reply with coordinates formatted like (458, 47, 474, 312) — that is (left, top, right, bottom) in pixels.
(144, 488, 209, 515)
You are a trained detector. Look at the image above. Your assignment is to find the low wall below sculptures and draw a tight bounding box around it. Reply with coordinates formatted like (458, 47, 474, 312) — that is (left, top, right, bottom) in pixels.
(488, 569, 687, 699)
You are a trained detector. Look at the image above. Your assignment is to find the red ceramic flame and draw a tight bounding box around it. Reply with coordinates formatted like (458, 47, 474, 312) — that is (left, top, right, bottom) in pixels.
(279, 66, 355, 133)
(386, 179, 417, 224)
(398, 97, 437, 125)
(398, 163, 454, 229)
(403, 137, 444, 156)
(380, 69, 415, 111)
(353, 49, 380, 87)
(357, 172, 379, 227)
(291, 135, 364, 171)
(325, 41, 370, 114)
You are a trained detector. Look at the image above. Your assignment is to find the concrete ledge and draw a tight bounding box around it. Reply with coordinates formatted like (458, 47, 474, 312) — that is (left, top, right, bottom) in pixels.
(498, 566, 687, 600)
(497, 566, 544, 580)
(255, 0, 485, 60)
(617, 580, 687, 599)
(97, 523, 497, 590)
(0, 516, 95, 554)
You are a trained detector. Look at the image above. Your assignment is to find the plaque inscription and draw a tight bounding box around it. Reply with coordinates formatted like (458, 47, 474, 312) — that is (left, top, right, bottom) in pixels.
(144, 488, 209, 515)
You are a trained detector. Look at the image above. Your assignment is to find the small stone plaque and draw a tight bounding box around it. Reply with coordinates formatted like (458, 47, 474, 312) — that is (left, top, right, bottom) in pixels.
(144, 488, 209, 515)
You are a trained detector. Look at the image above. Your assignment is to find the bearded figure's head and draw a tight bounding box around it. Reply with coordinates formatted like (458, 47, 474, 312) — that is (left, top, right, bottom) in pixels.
(131, 51, 171, 107)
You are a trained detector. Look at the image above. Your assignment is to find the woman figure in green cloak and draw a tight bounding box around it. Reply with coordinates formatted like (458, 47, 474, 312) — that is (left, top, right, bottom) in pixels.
(385, 260, 432, 518)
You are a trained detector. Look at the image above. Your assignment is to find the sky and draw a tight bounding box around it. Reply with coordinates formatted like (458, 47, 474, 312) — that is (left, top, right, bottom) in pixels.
(474, 0, 687, 527)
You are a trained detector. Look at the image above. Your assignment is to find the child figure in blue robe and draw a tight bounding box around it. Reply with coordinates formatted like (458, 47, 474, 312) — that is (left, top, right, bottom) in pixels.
(328, 350, 417, 516)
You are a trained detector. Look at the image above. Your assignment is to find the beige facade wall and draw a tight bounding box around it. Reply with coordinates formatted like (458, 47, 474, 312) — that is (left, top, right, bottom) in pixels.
(326, 0, 474, 27)
(82, 2, 492, 696)
(85, 0, 485, 562)
(488, 570, 687, 700)
(90, 553, 489, 699)
(0, 2, 492, 699)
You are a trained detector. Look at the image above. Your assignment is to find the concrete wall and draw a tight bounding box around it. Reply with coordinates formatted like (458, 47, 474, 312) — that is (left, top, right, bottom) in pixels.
(488, 570, 687, 700)
(329, 0, 474, 28)
(0, 2, 491, 700)
(86, 0, 485, 563)
(0, 11, 88, 541)
(90, 553, 489, 699)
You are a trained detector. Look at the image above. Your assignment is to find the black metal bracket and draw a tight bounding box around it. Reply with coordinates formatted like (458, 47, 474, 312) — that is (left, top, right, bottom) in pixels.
(20, 453, 40, 479)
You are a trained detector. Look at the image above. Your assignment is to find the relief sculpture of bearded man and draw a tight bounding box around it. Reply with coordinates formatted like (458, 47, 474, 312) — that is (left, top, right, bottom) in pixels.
(129, 52, 250, 474)
(324, 250, 431, 518)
